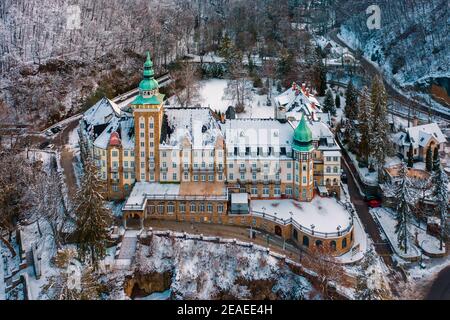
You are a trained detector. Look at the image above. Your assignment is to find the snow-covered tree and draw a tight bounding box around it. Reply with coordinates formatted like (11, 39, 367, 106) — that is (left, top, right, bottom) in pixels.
(392, 163, 417, 254)
(41, 249, 101, 300)
(344, 80, 358, 121)
(322, 89, 336, 116)
(432, 147, 440, 172)
(407, 143, 414, 168)
(369, 76, 390, 181)
(431, 163, 449, 250)
(73, 159, 112, 268)
(224, 56, 253, 113)
(425, 147, 433, 172)
(358, 86, 371, 163)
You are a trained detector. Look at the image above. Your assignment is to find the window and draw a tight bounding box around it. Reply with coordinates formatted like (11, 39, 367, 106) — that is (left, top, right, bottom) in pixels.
(302, 236, 309, 247)
(162, 162, 167, 168)
(286, 187, 292, 195)
(194, 175, 199, 182)
(208, 175, 214, 181)
(218, 174, 223, 181)
(252, 173, 257, 180)
(240, 173, 245, 180)
(124, 161, 128, 168)
(184, 173, 189, 180)
(207, 203, 213, 213)
(263, 187, 270, 195)
(333, 166, 339, 173)
(172, 163, 177, 168)
(140, 162, 145, 168)
(149, 123, 154, 129)
(330, 240, 337, 251)
(162, 173, 167, 180)
(302, 176, 306, 184)
(218, 204, 224, 213)
(201, 175, 206, 182)
(124, 151, 129, 157)
(162, 151, 167, 158)
(190, 203, 196, 213)
(326, 167, 331, 173)
(124, 173, 129, 179)
(200, 203, 205, 212)
(112, 185, 118, 192)
(229, 163, 233, 169)
(141, 142, 145, 148)
(172, 173, 177, 180)
(140, 123, 145, 129)
(342, 238, 347, 249)
(179, 203, 186, 213)
(287, 162, 292, 169)
(229, 173, 234, 180)
(158, 204, 164, 214)
(112, 151, 118, 157)
(315, 240, 323, 247)
(251, 187, 258, 195)
(140, 132, 145, 138)
(274, 187, 281, 196)
(287, 173, 292, 181)
(293, 229, 298, 240)
(112, 161, 118, 168)
(141, 151, 145, 158)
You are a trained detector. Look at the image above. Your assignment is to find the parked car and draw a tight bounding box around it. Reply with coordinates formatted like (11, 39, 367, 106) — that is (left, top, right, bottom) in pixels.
(51, 126, 62, 134)
(45, 130, 53, 137)
(367, 199, 382, 208)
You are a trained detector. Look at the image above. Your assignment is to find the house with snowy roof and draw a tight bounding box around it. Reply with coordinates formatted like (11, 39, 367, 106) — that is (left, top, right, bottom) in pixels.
(393, 122, 447, 161)
(79, 53, 353, 255)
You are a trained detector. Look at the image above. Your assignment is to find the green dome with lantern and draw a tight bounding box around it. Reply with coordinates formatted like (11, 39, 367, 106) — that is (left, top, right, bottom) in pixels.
(292, 114, 313, 152)
(138, 51, 159, 92)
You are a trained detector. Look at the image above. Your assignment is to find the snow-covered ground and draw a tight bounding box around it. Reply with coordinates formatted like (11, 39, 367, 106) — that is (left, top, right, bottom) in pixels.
(169, 78, 278, 120)
(250, 197, 352, 234)
(134, 233, 317, 300)
(371, 207, 444, 260)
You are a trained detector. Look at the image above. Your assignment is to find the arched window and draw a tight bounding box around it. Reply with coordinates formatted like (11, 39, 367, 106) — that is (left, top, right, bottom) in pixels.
(275, 225, 282, 236)
(342, 238, 347, 249)
(293, 229, 298, 240)
(302, 236, 309, 247)
(333, 166, 339, 173)
(315, 240, 323, 247)
(326, 178, 331, 185)
(330, 240, 337, 251)
(326, 166, 331, 173)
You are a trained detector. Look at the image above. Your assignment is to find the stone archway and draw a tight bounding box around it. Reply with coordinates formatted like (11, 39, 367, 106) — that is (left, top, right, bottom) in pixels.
(124, 212, 144, 229)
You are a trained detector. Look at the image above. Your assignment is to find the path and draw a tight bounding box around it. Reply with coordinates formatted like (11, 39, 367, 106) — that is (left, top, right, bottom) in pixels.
(118, 233, 138, 260)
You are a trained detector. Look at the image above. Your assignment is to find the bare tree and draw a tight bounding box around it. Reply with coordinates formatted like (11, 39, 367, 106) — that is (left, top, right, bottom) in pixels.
(170, 62, 203, 108)
(304, 246, 348, 299)
(224, 60, 253, 113)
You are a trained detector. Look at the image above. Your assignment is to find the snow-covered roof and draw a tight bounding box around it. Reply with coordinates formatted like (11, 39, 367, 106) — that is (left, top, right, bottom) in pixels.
(394, 123, 447, 148)
(231, 193, 248, 204)
(274, 86, 322, 121)
(221, 119, 293, 150)
(163, 107, 222, 149)
(83, 97, 121, 127)
(92, 116, 135, 150)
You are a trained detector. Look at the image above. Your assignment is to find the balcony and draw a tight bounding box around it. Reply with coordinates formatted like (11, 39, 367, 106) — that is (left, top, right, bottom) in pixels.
(123, 167, 134, 173)
(239, 167, 247, 173)
(110, 167, 119, 173)
(160, 167, 168, 172)
(250, 167, 260, 173)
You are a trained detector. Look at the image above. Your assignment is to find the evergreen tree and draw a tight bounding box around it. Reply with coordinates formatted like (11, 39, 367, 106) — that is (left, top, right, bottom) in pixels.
(358, 86, 371, 164)
(392, 163, 417, 254)
(432, 147, 440, 171)
(335, 94, 341, 109)
(369, 76, 390, 182)
(431, 161, 449, 250)
(316, 59, 327, 97)
(323, 89, 336, 116)
(425, 147, 433, 172)
(74, 159, 112, 268)
(407, 143, 414, 168)
(344, 80, 358, 121)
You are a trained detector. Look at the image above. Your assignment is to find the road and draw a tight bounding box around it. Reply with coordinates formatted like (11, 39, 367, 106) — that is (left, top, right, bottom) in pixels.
(328, 29, 450, 122)
(341, 157, 393, 266)
(426, 266, 450, 300)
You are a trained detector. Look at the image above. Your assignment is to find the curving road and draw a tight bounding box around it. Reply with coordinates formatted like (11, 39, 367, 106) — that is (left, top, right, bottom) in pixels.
(328, 29, 450, 122)
(426, 266, 450, 300)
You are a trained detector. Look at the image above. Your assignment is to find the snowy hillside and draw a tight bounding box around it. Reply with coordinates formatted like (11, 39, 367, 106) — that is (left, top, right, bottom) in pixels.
(337, 0, 448, 90)
(133, 234, 317, 300)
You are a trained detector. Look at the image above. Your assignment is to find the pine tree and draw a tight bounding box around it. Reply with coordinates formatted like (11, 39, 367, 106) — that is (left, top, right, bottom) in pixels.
(432, 147, 440, 171)
(316, 59, 327, 97)
(358, 86, 371, 164)
(425, 147, 433, 172)
(335, 94, 341, 109)
(407, 143, 414, 168)
(74, 159, 112, 268)
(431, 162, 449, 250)
(323, 89, 336, 116)
(393, 163, 417, 254)
(344, 80, 358, 121)
(369, 76, 390, 182)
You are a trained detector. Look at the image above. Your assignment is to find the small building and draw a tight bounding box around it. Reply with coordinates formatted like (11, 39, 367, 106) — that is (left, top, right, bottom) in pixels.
(393, 123, 447, 161)
(230, 193, 249, 214)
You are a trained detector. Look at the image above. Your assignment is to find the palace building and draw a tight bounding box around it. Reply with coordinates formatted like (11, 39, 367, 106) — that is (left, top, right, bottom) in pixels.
(79, 53, 352, 255)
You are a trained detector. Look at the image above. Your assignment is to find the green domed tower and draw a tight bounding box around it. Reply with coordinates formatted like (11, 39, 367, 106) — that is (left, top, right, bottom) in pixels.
(293, 114, 313, 152)
(131, 52, 165, 183)
(292, 114, 314, 202)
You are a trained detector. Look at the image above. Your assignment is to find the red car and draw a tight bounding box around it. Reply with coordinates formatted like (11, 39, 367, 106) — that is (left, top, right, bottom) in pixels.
(367, 199, 382, 208)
